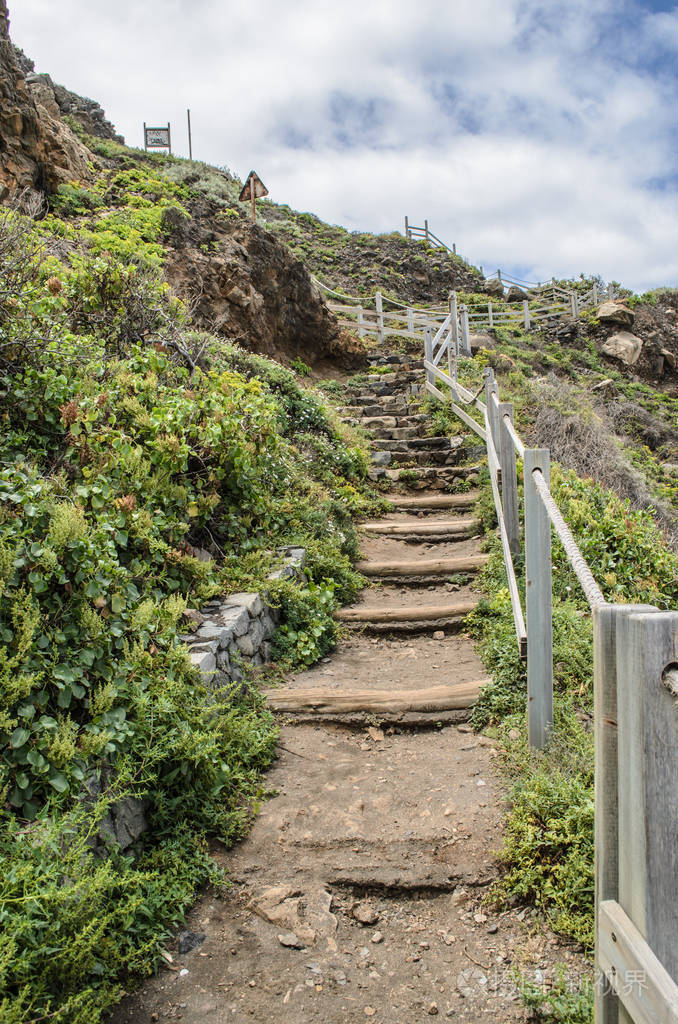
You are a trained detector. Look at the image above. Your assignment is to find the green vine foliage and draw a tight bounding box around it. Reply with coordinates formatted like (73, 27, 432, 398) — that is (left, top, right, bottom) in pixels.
(0, 187, 379, 1020)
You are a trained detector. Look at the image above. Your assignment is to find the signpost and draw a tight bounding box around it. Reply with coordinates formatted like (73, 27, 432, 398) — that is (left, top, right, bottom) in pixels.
(143, 123, 172, 154)
(239, 170, 269, 224)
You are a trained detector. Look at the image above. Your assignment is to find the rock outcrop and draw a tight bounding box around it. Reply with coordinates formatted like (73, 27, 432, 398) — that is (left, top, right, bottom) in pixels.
(0, 0, 91, 195)
(167, 222, 366, 369)
(26, 70, 123, 143)
(597, 301, 635, 327)
(600, 330, 643, 366)
(483, 277, 504, 297)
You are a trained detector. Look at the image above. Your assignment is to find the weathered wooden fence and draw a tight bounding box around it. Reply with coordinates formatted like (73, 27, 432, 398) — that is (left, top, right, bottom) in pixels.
(421, 332, 678, 1023)
(313, 276, 616, 350)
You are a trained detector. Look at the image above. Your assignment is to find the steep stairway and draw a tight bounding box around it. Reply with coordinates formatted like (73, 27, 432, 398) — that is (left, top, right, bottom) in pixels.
(339, 357, 483, 492)
(112, 346, 534, 1024)
(267, 352, 490, 718)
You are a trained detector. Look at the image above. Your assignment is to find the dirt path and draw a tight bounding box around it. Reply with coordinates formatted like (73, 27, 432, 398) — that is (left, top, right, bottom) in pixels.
(110, 363, 582, 1023)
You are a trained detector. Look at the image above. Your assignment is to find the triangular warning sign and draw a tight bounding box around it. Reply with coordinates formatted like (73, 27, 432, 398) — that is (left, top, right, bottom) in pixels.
(239, 171, 269, 201)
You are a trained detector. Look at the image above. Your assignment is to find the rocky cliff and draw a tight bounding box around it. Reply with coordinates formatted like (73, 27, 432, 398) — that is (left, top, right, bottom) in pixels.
(167, 215, 365, 369)
(0, 0, 91, 195)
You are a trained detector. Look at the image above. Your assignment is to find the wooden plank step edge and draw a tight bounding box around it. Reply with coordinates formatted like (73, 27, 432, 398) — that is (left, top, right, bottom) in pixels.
(360, 519, 479, 535)
(389, 492, 479, 509)
(264, 680, 488, 713)
(355, 554, 490, 576)
(335, 599, 478, 623)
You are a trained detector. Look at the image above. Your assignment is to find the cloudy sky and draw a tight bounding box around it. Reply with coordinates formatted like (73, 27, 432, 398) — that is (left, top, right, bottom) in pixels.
(9, 0, 678, 291)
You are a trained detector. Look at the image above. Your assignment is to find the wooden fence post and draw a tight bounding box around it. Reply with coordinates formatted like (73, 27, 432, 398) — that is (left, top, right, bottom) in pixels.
(499, 402, 520, 555)
(405, 215, 409, 239)
(488, 301, 493, 328)
(614, 610, 678, 1012)
(523, 300, 531, 329)
(593, 282, 599, 305)
(424, 219, 429, 243)
(593, 604, 657, 1024)
(460, 305, 471, 356)
(524, 449, 553, 750)
(375, 292, 384, 344)
(407, 307, 414, 337)
(358, 306, 365, 339)
(449, 291, 459, 358)
(484, 369, 500, 456)
(424, 328, 434, 388)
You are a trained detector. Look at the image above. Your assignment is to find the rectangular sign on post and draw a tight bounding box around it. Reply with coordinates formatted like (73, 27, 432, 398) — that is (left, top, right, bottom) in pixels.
(144, 124, 171, 152)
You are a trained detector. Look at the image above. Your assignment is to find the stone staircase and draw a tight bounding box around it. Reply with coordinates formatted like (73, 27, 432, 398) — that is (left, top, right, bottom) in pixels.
(340, 353, 483, 491)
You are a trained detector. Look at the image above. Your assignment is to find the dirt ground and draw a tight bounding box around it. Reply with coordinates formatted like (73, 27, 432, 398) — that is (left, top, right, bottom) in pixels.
(109, 507, 588, 1024)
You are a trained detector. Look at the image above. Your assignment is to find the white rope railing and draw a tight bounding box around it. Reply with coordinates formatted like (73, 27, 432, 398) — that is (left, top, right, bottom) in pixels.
(531, 467, 607, 609)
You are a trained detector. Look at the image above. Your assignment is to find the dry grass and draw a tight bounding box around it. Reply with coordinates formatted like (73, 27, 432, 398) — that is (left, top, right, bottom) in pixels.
(527, 381, 678, 547)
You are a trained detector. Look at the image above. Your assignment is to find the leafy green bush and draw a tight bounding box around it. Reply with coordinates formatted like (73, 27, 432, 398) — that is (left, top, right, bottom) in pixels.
(493, 719, 594, 947)
(518, 968, 593, 1023)
(0, 190, 381, 1021)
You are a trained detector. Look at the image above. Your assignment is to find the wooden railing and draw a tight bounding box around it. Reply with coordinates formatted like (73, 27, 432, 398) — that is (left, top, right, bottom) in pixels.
(403, 217, 473, 265)
(313, 276, 615, 349)
(421, 331, 678, 1024)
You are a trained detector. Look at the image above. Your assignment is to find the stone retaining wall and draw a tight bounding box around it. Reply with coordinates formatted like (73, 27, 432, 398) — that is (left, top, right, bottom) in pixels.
(180, 546, 306, 690)
(97, 547, 306, 852)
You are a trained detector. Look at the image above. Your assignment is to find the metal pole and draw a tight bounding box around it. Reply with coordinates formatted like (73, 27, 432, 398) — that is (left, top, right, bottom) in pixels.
(187, 108, 193, 161)
(424, 219, 429, 243)
(251, 179, 256, 225)
(167, 122, 172, 156)
(524, 449, 553, 750)
(143, 122, 147, 151)
(405, 215, 409, 238)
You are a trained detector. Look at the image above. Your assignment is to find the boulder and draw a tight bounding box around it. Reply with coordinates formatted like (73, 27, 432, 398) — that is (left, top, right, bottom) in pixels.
(506, 286, 528, 302)
(483, 277, 504, 297)
(661, 348, 677, 370)
(597, 301, 635, 327)
(600, 331, 643, 366)
(469, 332, 495, 354)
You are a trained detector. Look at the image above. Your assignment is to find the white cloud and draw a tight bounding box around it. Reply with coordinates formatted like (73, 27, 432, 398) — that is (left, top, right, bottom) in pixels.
(8, 0, 678, 290)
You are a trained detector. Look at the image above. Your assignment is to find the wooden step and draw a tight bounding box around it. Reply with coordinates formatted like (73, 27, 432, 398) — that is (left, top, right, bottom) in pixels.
(335, 598, 478, 623)
(389, 492, 478, 510)
(265, 680, 487, 714)
(360, 519, 479, 536)
(356, 554, 489, 577)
